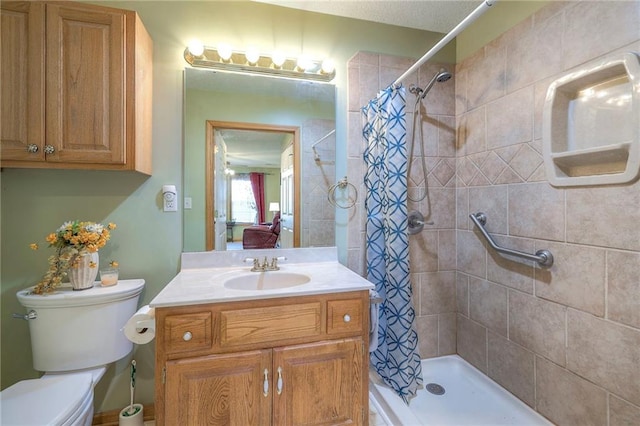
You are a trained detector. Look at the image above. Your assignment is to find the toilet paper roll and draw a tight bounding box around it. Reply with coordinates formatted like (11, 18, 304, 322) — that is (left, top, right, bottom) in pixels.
(124, 305, 156, 344)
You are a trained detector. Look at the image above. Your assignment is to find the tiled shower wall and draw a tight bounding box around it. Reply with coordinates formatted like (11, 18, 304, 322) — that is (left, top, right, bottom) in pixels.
(455, 1, 640, 424)
(346, 53, 458, 357)
(301, 119, 336, 247)
(347, 1, 640, 424)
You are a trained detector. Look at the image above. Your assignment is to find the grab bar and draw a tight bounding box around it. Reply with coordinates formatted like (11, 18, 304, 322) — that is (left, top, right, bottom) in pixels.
(469, 212, 554, 267)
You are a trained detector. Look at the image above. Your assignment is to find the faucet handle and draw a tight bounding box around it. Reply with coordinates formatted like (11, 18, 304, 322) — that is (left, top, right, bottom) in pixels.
(270, 258, 280, 271)
(270, 256, 287, 270)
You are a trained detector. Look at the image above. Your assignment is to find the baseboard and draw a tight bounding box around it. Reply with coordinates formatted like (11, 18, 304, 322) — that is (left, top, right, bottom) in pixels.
(92, 404, 154, 425)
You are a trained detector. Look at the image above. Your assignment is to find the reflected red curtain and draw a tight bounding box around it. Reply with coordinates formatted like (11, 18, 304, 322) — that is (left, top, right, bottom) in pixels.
(249, 172, 265, 224)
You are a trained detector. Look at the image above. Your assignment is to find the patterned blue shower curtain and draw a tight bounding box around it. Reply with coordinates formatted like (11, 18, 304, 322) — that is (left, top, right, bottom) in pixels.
(363, 85, 423, 403)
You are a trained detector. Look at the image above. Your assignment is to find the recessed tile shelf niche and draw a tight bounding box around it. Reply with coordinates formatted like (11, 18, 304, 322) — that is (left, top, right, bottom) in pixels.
(543, 51, 640, 187)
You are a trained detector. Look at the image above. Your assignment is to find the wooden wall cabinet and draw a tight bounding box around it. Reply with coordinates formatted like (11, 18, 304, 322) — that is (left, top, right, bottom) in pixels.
(155, 291, 370, 425)
(0, 1, 152, 173)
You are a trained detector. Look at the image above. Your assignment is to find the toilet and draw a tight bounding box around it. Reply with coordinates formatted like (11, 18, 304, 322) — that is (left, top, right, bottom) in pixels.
(1, 279, 145, 426)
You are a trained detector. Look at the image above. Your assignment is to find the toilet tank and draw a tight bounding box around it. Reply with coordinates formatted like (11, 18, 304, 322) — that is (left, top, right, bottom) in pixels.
(16, 279, 145, 372)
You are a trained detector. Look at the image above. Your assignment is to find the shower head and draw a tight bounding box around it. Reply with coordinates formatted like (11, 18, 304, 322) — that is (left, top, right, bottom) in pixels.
(418, 68, 452, 99)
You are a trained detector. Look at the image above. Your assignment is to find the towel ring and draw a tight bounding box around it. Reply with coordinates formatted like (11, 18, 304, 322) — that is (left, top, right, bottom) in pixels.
(328, 177, 357, 209)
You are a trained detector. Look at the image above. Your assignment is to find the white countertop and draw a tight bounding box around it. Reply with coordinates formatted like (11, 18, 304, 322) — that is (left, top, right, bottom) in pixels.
(150, 247, 374, 308)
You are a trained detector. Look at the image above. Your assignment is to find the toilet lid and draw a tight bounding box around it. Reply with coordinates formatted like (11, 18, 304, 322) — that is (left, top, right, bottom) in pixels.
(0, 373, 92, 425)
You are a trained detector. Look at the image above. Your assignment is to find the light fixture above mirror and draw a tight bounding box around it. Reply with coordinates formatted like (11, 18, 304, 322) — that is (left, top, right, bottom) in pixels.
(184, 41, 336, 82)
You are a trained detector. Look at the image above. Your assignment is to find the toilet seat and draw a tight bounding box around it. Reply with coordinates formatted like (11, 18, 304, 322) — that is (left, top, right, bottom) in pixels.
(0, 372, 93, 426)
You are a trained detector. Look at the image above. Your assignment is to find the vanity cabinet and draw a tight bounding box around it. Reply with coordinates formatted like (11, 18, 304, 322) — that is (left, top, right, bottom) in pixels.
(0, 1, 152, 173)
(155, 291, 369, 425)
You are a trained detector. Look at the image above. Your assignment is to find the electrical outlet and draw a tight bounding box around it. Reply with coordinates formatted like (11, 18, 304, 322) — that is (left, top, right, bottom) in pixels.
(162, 185, 178, 212)
(184, 197, 192, 209)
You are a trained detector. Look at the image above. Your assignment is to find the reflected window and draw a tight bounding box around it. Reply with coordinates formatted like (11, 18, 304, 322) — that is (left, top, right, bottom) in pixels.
(231, 174, 257, 223)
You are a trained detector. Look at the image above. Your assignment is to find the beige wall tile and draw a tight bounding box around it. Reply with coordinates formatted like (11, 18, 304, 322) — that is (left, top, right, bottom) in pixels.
(420, 271, 456, 315)
(566, 183, 640, 252)
(438, 312, 457, 356)
(469, 277, 508, 336)
(468, 185, 508, 234)
(607, 250, 640, 329)
(562, 1, 640, 70)
(536, 356, 607, 426)
(487, 87, 534, 149)
(359, 63, 380, 108)
(508, 290, 566, 366)
(487, 332, 535, 408)
(457, 314, 487, 373)
(456, 272, 469, 316)
(347, 63, 361, 111)
(437, 230, 456, 271)
(509, 144, 542, 181)
(609, 395, 640, 426)
(506, 8, 563, 93)
(419, 188, 455, 229)
(457, 107, 486, 155)
(438, 116, 457, 158)
(508, 182, 565, 241)
(409, 230, 438, 273)
(456, 187, 469, 231)
(457, 230, 486, 278)
(535, 242, 606, 316)
(567, 309, 640, 406)
(466, 43, 506, 110)
(416, 314, 438, 358)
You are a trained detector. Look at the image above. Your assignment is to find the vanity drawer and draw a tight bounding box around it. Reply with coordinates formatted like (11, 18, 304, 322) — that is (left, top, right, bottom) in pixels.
(163, 312, 213, 354)
(220, 302, 322, 349)
(327, 298, 364, 335)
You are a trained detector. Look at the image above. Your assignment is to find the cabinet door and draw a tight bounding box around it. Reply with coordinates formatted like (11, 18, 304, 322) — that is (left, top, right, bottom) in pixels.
(165, 350, 272, 425)
(0, 2, 45, 161)
(273, 338, 365, 426)
(45, 3, 126, 164)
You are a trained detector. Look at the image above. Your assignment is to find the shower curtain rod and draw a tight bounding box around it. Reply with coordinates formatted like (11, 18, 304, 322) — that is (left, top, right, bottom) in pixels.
(393, 0, 498, 86)
(311, 129, 336, 149)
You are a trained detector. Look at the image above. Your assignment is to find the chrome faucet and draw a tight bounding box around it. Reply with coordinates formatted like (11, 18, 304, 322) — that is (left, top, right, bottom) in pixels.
(245, 256, 287, 272)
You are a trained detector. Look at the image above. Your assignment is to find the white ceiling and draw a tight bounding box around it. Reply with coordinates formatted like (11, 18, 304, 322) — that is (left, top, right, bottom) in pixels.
(254, 0, 483, 33)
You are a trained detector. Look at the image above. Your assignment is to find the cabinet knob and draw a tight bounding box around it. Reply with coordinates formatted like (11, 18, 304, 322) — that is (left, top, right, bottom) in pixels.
(27, 144, 39, 153)
(183, 331, 192, 341)
(343, 314, 351, 323)
(44, 145, 55, 155)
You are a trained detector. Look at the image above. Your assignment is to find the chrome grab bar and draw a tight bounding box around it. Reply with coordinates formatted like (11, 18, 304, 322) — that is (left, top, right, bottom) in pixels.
(469, 212, 554, 267)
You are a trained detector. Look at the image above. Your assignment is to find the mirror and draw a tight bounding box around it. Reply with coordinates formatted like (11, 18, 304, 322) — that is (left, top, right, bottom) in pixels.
(183, 68, 336, 252)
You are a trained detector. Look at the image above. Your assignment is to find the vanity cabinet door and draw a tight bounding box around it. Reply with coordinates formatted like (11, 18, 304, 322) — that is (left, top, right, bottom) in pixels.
(273, 338, 365, 426)
(0, 2, 45, 161)
(164, 350, 272, 425)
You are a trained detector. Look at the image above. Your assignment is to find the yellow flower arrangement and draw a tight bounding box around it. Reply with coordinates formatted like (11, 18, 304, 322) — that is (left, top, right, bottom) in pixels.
(30, 221, 116, 294)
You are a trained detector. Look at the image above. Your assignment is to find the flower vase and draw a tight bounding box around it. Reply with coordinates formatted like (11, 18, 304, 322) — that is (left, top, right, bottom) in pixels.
(68, 252, 99, 290)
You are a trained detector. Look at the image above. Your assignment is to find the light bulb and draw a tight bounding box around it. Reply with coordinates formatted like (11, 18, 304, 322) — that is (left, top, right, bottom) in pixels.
(321, 59, 335, 74)
(271, 51, 286, 68)
(246, 47, 260, 65)
(296, 55, 313, 71)
(187, 39, 204, 57)
(217, 43, 233, 61)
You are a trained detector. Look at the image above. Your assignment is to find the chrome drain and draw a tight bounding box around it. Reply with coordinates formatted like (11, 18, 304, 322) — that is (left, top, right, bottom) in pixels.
(426, 383, 445, 395)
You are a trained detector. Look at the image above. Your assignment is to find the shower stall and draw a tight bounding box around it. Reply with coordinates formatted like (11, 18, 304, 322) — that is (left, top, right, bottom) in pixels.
(348, 0, 640, 424)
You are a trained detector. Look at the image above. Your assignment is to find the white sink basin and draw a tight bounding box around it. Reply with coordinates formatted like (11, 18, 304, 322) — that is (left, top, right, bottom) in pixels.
(223, 271, 311, 291)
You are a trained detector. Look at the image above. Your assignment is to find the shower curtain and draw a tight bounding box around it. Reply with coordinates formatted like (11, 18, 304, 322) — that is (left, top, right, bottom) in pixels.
(363, 85, 423, 402)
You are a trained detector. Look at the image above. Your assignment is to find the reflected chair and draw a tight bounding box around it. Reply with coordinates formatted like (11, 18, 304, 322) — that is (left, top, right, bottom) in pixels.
(242, 212, 280, 249)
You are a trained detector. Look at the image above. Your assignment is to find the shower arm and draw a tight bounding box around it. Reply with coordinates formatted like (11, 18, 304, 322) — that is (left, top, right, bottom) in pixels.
(469, 212, 554, 267)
